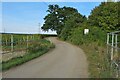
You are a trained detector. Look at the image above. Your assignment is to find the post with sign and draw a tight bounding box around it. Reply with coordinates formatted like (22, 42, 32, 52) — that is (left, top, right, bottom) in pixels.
(84, 29, 89, 35)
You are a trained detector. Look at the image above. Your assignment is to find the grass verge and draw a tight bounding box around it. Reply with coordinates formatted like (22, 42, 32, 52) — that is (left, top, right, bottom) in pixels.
(80, 42, 111, 78)
(1, 39, 55, 71)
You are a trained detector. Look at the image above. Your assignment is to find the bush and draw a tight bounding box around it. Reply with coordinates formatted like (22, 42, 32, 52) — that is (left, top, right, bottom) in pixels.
(63, 26, 107, 46)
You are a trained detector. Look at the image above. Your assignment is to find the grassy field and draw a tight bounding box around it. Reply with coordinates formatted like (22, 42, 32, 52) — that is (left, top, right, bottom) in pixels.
(2, 33, 41, 52)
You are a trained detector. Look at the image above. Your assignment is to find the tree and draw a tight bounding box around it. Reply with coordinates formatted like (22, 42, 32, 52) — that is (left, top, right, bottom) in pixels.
(59, 12, 87, 40)
(41, 5, 60, 32)
(88, 2, 119, 32)
(41, 5, 78, 35)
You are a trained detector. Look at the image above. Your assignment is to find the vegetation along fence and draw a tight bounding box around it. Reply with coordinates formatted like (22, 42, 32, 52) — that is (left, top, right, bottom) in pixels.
(1, 33, 41, 61)
(107, 31, 120, 78)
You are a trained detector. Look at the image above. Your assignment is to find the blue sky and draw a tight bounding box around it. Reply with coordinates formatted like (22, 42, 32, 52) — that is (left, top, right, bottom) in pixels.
(1, 2, 101, 34)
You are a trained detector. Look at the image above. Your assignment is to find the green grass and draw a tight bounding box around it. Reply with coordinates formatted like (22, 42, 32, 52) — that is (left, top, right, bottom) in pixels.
(1, 39, 55, 71)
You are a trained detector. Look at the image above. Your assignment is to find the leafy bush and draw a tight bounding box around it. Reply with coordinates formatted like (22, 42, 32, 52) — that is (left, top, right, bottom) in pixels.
(28, 39, 52, 53)
(63, 26, 106, 46)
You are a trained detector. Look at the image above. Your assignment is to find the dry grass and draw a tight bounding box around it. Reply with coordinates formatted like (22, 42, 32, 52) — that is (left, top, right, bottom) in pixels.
(80, 42, 112, 78)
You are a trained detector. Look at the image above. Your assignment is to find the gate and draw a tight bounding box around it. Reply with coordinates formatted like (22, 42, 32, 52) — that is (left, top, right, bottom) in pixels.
(107, 31, 120, 78)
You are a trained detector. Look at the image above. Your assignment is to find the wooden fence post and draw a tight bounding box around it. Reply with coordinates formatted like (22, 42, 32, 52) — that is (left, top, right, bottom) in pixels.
(5, 38, 7, 46)
(115, 34, 118, 53)
(107, 33, 109, 45)
(111, 33, 114, 61)
(27, 35, 29, 52)
(11, 34, 13, 52)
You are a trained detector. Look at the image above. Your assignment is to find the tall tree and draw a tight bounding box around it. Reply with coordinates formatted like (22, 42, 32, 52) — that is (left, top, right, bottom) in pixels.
(41, 5, 78, 35)
(41, 5, 59, 32)
(88, 2, 119, 32)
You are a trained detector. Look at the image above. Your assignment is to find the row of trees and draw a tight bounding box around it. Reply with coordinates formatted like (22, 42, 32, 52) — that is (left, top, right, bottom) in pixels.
(42, 2, 119, 40)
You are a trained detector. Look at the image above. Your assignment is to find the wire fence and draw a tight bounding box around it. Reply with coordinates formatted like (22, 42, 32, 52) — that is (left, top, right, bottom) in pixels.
(1, 33, 41, 62)
(107, 31, 120, 78)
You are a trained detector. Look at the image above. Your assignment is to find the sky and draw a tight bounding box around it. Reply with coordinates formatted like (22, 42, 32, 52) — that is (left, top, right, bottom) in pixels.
(1, 2, 101, 34)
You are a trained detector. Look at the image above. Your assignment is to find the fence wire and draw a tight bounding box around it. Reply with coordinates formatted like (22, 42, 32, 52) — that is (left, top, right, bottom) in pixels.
(1, 33, 41, 62)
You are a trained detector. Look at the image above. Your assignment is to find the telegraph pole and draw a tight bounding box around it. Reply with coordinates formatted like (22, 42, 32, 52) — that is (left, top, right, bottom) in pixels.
(38, 23, 41, 34)
(3, 27, 5, 33)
